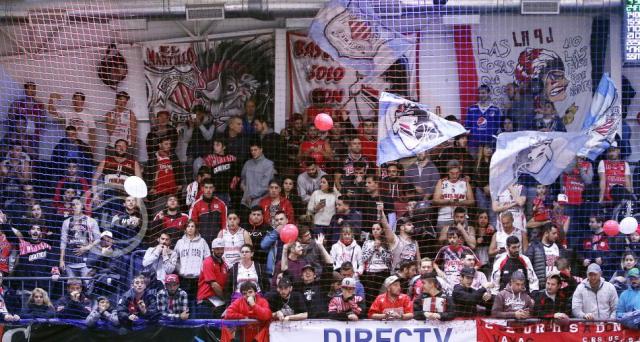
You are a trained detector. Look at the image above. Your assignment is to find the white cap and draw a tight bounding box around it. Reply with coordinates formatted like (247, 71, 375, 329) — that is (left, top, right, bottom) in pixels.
(100, 231, 113, 238)
(557, 194, 568, 203)
(211, 238, 224, 249)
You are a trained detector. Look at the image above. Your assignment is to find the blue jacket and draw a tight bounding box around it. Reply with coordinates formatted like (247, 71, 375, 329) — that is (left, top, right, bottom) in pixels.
(261, 229, 282, 276)
(617, 286, 640, 319)
(464, 104, 501, 147)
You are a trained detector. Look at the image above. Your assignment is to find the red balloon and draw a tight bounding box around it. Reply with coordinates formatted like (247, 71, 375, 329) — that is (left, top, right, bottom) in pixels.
(314, 113, 334, 131)
(603, 220, 620, 237)
(280, 224, 299, 244)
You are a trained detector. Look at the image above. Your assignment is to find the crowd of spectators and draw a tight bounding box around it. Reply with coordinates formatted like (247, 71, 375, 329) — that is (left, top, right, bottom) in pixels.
(0, 80, 639, 332)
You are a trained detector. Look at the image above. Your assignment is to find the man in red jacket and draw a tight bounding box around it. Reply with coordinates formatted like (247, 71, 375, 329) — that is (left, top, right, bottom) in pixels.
(223, 282, 272, 342)
(368, 275, 414, 320)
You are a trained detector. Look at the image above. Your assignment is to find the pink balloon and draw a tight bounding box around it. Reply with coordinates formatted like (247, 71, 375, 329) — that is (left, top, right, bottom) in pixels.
(314, 113, 334, 131)
(603, 220, 620, 237)
(280, 224, 299, 244)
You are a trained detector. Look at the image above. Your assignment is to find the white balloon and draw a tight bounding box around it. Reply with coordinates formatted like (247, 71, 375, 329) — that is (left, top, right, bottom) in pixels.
(124, 176, 148, 199)
(620, 216, 638, 235)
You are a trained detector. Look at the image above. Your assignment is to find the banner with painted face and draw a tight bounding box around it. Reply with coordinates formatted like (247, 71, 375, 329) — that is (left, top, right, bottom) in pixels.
(471, 16, 593, 132)
(287, 31, 418, 129)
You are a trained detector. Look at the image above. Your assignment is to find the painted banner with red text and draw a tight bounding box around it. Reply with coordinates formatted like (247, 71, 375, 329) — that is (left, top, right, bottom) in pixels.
(477, 319, 640, 342)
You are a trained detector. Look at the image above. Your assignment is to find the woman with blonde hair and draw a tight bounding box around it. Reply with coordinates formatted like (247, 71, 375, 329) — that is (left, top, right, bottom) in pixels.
(22, 288, 55, 318)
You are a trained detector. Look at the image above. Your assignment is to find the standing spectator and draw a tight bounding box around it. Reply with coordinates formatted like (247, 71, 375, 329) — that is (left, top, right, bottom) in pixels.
(526, 224, 569, 289)
(491, 236, 538, 293)
(330, 224, 363, 274)
(307, 175, 340, 236)
(156, 274, 189, 321)
(59, 198, 101, 278)
(382, 213, 420, 271)
(281, 113, 306, 178)
(274, 241, 308, 286)
(183, 105, 215, 162)
(174, 220, 211, 302)
(340, 161, 367, 199)
(342, 137, 371, 177)
(145, 110, 178, 161)
(196, 238, 227, 318)
(531, 274, 571, 319)
(198, 137, 239, 206)
(328, 277, 365, 321)
(598, 143, 633, 204)
(435, 134, 475, 179)
(91, 139, 142, 207)
(85, 296, 119, 327)
(404, 151, 440, 201)
(148, 195, 189, 245)
(581, 215, 619, 278)
(358, 119, 377, 162)
(241, 142, 275, 209)
(464, 85, 501, 154)
(475, 210, 495, 267)
(144, 136, 184, 215)
(51, 125, 94, 180)
(616, 268, 640, 319)
(434, 230, 479, 287)
(184, 166, 211, 208)
(259, 180, 295, 227)
(242, 99, 257, 135)
(535, 100, 566, 132)
(413, 272, 454, 321)
(48, 91, 97, 153)
(223, 282, 271, 342)
(253, 116, 283, 172)
(432, 160, 475, 228)
(572, 263, 618, 320)
(299, 124, 332, 170)
(10, 222, 54, 290)
(1, 115, 37, 159)
(1, 145, 32, 208)
(361, 222, 392, 305)
(117, 275, 159, 328)
(52, 162, 91, 217)
(491, 270, 534, 319)
(561, 157, 593, 246)
(438, 207, 476, 249)
(328, 196, 363, 246)
(611, 252, 638, 295)
(261, 211, 289, 279)
(282, 176, 305, 219)
(246, 206, 271, 266)
(493, 184, 527, 233)
(225, 244, 269, 302)
(556, 257, 582, 303)
(223, 116, 251, 165)
(368, 275, 414, 320)
(474, 143, 495, 220)
(105, 91, 137, 151)
(297, 158, 326, 205)
(189, 178, 227, 243)
(7, 82, 46, 152)
(266, 277, 308, 321)
(359, 175, 394, 228)
(489, 212, 528, 257)
(142, 232, 177, 285)
(217, 211, 252, 268)
(110, 196, 143, 250)
(297, 226, 333, 276)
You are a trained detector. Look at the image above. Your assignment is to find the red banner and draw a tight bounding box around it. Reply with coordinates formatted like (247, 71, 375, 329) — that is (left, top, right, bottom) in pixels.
(477, 319, 640, 342)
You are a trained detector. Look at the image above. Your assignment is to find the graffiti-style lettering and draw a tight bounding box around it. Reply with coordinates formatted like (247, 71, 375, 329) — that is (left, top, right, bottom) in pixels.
(563, 35, 583, 48)
(479, 59, 516, 75)
(307, 65, 345, 83)
(293, 40, 331, 60)
(309, 88, 344, 104)
(533, 28, 554, 44)
(512, 31, 530, 47)
(563, 46, 588, 70)
(476, 37, 511, 57)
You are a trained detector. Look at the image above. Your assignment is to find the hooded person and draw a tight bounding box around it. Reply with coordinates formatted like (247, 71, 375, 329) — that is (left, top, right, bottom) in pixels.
(491, 270, 534, 319)
(572, 263, 618, 320)
(85, 296, 119, 327)
(616, 268, 640, 319)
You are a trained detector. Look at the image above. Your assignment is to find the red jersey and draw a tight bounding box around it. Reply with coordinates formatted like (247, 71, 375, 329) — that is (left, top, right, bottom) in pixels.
(602, 160, 627, 201)
(359, 135, 377, 162)
(368, 292, 413, 318)
(103, 156, 136, 185)
(154, 154, 177, 195)
(562, 160, 591, 205)
(197, 256, 228, 301)
(0, 235, 11, 273)
(153, 211, 189, 234)
(300, 139, 329, 168)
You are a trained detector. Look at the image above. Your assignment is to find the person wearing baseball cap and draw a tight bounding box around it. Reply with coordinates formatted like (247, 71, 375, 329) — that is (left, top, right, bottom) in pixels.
(157, 274, 189, 320)
(572, 263, 618, 320)
(452, 267, 493, 317)
(616, 268, 640, 319)
(266, 276, 308, 321)
(368, 275, 414, 320)
(327, 277, 365, 321)
(296, 264, 326, 318)
(196, 238, 228, 318)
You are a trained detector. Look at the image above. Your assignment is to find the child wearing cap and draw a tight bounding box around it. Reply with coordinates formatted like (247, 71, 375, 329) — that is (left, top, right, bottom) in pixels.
(328, 277, 365, 321)
(157, 274, 189, 320)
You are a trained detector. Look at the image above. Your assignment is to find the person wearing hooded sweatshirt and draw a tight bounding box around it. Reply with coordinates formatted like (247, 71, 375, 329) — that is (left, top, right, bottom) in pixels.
(174, 220, 211, 302)
(117, 274, 160, 328)
(616, 267, 640, 319)
(491, 270, 534, 319)
(85, 296, 119, 327)
(572, 263, 618, 320)
(330, 224, 363, 275)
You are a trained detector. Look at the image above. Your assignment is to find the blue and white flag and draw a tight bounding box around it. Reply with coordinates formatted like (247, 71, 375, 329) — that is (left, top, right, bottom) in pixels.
(490, 132, 590, 199)
(308, 0, 415, 78)
(578, 73, 621, 160)
(377, 92, 467, 165)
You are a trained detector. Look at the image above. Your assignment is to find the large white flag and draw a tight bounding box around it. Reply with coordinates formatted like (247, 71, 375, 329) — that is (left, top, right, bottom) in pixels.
(490, 131, 590, 199)
(578, 73, 621, 160)
(377, 92, 467, 165)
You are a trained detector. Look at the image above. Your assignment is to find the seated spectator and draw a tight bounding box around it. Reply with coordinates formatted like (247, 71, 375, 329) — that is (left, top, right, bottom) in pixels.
(175, 220, 210, 301)
(85, 296, 119, 328)
(240, 142, 275, 209)
(184, 166, 211, 208)
(616, 267, 640, 319)
(491, 236, 538, 293)
(611, 252, 638, 295)
(148, 195, 189, 246)
(328, 277, 365, 321)
(196, 238, 228, 318)
(413, 272, 454, 321)
(368, 275, 414, 320)
(532, 273, 570, 319)
(437, 207, 476, 249)
(556, 257, 582, 303)
(223, 282, 271, 342)
(452, 267, 493, 317)
(491, 270, 534, 319)
(435, 229, 479, 288)
(189, 178, 227, 243)
(21, 288, 55, 319)
(330, 223, 363, 274)
(267, 277, 308, 321)
(573, 263, 618, 320)
(297, 226, 332, 277)
(55, 278, 94, 319)
(0, 293, 20, 322)
(338, 262, 365, 298)
(116, 274, 160, 328)
(52, 161, 91, 217)
(328, 196, 363, 245)
(297, 158, 326, 206)
(259, 180, 295, 227)
(411, 258, 451, 300)
(432, 160, 475, 228)
(5, 183, 38, 224)
(295, 264, 327, 318)
(86, 231, 128, 297)
(388, 260, 417, 295)
(157, 274, 189, 321)
(226, 244, 268, 302)
(59, 198, 101, 279)
(142, 232, 177, 285)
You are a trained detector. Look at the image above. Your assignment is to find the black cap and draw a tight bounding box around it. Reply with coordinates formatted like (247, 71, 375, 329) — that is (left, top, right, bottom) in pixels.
(278, 277, 293, 288)
(420, 271, 438, 281)
(460, 267, 476, 277)
(301, 264, 315, 272)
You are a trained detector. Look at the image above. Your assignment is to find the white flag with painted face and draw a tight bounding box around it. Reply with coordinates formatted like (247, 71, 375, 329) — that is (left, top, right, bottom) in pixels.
(490, 131, 590, 200)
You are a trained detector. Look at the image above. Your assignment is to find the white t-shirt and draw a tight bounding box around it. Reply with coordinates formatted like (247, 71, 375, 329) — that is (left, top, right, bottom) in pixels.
(543, 243, 560, 274)
(62, 108, 96, 145)
(236, 262, 260, 293)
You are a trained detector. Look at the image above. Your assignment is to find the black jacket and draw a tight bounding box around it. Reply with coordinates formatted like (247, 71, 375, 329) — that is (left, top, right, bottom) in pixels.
(295, 281, 327, 318)
(451, 284, 487, 317)
(116, 288, 160, 324)
(531, 289, 570, 318)
(21, 303, 55, 319)
(525, 240, 569, 290)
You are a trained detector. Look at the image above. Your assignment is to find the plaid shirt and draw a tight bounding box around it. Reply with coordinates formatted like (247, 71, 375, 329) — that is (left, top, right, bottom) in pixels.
(156, 288, 189, 320)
